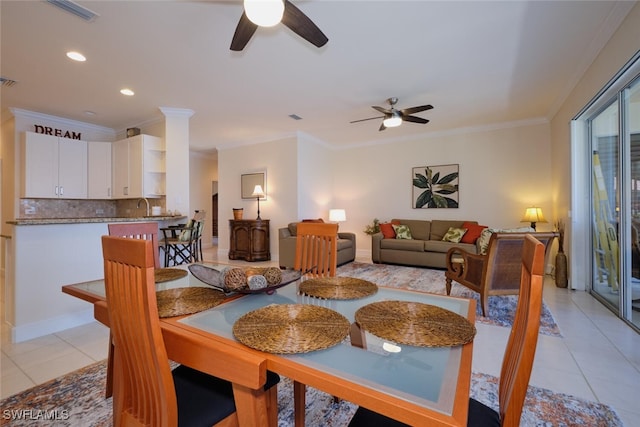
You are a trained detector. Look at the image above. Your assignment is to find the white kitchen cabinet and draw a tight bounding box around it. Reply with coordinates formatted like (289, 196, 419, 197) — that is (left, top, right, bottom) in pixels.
(112, 134, 164, 199)
(21, 131, 87, 199)
(88, 141, 112, 199)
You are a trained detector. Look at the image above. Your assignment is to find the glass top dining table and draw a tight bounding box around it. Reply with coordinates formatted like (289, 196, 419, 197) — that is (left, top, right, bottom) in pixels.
(62, 263, 475, 426)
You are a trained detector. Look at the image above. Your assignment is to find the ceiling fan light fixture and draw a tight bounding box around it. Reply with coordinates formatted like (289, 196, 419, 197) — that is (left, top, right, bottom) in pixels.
(244, 0, 284, 27)
(383, 112, 402, 128)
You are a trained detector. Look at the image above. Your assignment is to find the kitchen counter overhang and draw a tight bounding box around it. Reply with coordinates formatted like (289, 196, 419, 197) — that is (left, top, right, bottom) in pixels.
(7, 215, 185, 226)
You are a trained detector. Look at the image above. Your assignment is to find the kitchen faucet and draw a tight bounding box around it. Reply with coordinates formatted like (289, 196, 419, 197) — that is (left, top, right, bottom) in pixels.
(137, 198, 150, 216)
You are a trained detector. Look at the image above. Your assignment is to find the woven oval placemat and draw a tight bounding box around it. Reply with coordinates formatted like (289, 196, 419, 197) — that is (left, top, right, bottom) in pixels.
(154, 268, 188, 283)
(233, 304, 350, 354)
(299, 277, 378, 300)
(156, 287, 225, 318)
(355, 300, 476, 347)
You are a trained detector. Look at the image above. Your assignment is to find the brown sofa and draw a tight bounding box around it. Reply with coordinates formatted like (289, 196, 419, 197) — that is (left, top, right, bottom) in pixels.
(371, 219, 480, 269)
(278, 222, 356, 269)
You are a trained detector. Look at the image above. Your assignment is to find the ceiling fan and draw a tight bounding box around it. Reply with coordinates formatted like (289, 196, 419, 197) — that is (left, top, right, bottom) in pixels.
(230, 0, 328, 51)
(350, 98, 434, 131)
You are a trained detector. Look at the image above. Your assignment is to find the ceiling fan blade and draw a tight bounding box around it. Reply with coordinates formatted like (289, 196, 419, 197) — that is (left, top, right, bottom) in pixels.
(400, 105, 434, 115)
(350, 116, 384, 124)
(230, 11, 258, 51)
(281, 0, 328, 48)
(372, 106, 391, 115)
(402, 115, 429, 124)
(379, 122, 387, 131)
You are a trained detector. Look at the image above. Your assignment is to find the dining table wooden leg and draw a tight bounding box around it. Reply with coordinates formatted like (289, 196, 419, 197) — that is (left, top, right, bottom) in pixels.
(232, 383, 271, 426)
(294, 380, 306, 427)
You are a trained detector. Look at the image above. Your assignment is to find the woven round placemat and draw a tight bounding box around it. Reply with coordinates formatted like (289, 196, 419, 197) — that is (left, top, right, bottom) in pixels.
(299, 277, 378, 300)
(156, 287, 225, 318)
(233, 304, 350, 354)
(355, 300, 476, 347)
(154, 268, 188, 283)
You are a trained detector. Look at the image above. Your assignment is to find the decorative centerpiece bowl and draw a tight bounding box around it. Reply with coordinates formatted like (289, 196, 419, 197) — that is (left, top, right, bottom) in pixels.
(188, 264, 301, 295)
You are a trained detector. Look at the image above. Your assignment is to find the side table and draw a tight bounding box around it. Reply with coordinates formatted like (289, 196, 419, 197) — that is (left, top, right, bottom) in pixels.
(229, 219, 270, 261)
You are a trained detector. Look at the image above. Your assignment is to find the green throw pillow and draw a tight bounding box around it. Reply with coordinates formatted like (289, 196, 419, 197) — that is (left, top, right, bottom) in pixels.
(477, 228, 496, 255)
(442, 227, 467, 243)
(392, 224, 413, 240)
(476, 226, 535, 255)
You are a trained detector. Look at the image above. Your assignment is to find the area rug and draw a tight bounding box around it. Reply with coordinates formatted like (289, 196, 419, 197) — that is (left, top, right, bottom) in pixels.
(337, 262, 562, 337)
(0, 360, 623, 426)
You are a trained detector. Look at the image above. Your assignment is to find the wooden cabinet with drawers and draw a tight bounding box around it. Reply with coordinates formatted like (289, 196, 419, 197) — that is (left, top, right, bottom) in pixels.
(228, 219, 270, 262)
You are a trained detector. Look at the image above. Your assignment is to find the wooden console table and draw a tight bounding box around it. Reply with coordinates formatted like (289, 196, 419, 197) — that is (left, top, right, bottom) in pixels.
(228, 219, 270, 261)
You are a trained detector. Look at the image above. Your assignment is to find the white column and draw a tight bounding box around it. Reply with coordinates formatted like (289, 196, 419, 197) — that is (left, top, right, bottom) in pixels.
(159, 107, 194, 216)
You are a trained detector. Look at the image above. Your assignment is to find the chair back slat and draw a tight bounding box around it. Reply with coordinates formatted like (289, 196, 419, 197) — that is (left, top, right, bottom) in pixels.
(102, 236, 177, 427)
(294, 223, 338, 278)
(108, 222, 161, 269)
(498, 234, 545, 426)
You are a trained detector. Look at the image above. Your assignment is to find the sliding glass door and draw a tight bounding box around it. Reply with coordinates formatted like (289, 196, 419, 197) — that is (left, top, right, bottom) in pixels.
(588, 76, 640, 329)
(627, 79, 640, 327)
(590, 101, 620, 311)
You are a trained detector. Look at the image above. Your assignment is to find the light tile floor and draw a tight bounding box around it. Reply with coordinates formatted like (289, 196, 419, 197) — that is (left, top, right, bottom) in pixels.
(2, 247, 640, 426)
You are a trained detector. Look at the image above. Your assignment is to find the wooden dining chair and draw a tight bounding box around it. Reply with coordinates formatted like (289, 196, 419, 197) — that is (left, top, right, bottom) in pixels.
(293, 222, 339, 426)
(108, 222, 161, 268)
(102, 236, 280, 427)
(347, 234, 546, 427)
(104, 221, 162, 398)
(294, 222, 339, 277)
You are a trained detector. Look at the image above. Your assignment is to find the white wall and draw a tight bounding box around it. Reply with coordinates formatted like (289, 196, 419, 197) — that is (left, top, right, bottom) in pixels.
(550, 2, 640, 290)
(333, 121, 553, 255)
(297, 133, 333, 219)
(217, 121, 553, 262)
(190, 151, 217, 247)
(218, 137, 299, 258)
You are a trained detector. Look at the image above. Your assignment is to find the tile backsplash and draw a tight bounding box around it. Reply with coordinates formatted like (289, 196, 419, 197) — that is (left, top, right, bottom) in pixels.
(20, 198, 166, 219)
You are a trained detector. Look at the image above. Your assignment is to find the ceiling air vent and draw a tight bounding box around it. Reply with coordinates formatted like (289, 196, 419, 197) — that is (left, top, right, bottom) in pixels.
(46, 0, 99, 22)
(0, 77, 17, 87)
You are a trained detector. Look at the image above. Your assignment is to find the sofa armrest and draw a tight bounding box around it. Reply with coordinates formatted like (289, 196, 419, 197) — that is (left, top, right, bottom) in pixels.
(338, 232, 356, 243)
(278, 227, 293, 239)
(371, 232, 383, 263)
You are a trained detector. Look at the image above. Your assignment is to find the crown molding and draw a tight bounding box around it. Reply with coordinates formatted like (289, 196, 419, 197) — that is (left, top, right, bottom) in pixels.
(8, 108, 116, 134)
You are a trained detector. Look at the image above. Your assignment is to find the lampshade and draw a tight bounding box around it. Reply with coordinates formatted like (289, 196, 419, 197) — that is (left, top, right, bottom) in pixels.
(251, 184, 265, 198)
(521, 207, 547, 223)
(329, 209, 346, 222)
(383, 111, 402, 128)
(244, 0, 284, 27)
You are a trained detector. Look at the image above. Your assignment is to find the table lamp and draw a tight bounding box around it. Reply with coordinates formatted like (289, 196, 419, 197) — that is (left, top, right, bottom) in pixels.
(521, 207, 547, 231)
(252, 185, 265, 220)
(329, 209, 346, 223)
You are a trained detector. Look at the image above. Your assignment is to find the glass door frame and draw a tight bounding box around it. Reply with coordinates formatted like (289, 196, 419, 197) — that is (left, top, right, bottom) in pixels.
(571, 50, 640, 331)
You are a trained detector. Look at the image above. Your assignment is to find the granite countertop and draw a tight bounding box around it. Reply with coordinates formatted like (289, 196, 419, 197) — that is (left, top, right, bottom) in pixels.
(7, 215, 187, 225)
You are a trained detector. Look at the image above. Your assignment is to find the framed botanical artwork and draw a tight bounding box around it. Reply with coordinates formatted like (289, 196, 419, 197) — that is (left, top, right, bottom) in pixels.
(412, 164, 459, 208)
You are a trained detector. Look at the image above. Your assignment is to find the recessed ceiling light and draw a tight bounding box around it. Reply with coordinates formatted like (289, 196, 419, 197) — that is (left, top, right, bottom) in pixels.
(120, 88, 135, 96)
(66, 51, 86, 62)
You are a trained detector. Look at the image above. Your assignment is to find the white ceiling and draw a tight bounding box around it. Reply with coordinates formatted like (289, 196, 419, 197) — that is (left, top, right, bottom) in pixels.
(1, 1, 636, 152)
